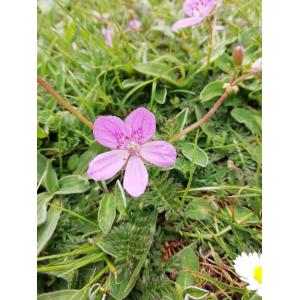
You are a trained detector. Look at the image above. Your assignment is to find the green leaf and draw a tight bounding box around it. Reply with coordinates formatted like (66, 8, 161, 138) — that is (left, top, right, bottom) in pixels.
(121, 79, 143, 89)
(174, 108, 189, 132)
(181, 143, 209, 167)
(184, 198, 217, 221)
(37, 192, 54, 226)
(215, 53, 234, 73)
(46, 269, 75, 285)
(133, 62, 179, 86)
(98, 210, 158, 299)
(222, 206, 259, 224)
(154, 86, 167, 104)
(67, 154, 80, 171)
(74, 150, 97, 175)
(231, 108, 261, 134)
(44, 160, 59, 194)
(183, 286, 209, 300)
(37, 290, 86, 300)
(64, 20, 77, 42)
(37, 198, 62, 255)
(38, 252, 105, 276)
(122, 79, 154, 103)
(243, 44, 260, 65)
(240, 79, 261, 92)
(192, 272, 245, 293)
(115, 180, 127, 220)
(98, 193, 116, 233)
(55, 175, 90, 195)
(240, 26, 261, 46)
(37, 126, 48, 139)
(176, 245, 199, 289)
(37, 152, 47, 183)
(200, 81, 224, 102)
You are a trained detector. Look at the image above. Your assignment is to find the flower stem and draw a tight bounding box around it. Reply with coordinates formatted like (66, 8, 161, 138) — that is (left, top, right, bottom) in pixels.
(37, 78, 93, 129)
(169, 71, 260, 143)
(206, 19, 213, 70)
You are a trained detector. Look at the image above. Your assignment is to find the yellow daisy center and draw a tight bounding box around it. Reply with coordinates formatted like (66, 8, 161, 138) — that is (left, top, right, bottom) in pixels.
(253, 265, 262, 284)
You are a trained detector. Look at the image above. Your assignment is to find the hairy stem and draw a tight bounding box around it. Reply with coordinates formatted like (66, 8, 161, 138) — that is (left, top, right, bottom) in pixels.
(169, 71, 259, 143)
(37, 78, 93, 129)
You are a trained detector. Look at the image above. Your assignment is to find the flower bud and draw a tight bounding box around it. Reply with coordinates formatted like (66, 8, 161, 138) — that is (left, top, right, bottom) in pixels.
(251, 58, 262, 73)
(232, 45, 245, 66)
(223, 82, 239, 94)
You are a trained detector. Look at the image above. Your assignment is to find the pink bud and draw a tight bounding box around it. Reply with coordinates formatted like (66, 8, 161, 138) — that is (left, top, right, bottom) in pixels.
(251, 58, 262, 73)
(232, 45, 245, 66)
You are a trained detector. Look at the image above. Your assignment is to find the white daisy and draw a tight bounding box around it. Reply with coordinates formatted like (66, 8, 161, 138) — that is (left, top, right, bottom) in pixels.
(233, 252, 262, 297)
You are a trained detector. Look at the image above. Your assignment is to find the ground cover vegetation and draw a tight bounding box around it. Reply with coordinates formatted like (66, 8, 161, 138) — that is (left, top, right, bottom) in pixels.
(37, 0, 262, 299)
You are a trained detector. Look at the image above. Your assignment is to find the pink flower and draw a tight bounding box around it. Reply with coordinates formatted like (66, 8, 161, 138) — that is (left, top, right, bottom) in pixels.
(87, 108, 177, 197)
(101, 27, 114, 47)
(129, 19, 141, 31)
(172, 0, 215, 31)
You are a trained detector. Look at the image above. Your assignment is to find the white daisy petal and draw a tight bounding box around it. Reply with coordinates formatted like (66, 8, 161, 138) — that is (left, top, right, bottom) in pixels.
(233, 252, 262, 297)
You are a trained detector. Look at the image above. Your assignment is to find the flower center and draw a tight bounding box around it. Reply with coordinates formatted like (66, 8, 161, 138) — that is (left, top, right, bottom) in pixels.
(253, 265, 262, 284)
(128, 141, 139, 155)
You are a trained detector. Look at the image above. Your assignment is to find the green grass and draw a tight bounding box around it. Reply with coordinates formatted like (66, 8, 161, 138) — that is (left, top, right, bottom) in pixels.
(37, 0, 262, 299)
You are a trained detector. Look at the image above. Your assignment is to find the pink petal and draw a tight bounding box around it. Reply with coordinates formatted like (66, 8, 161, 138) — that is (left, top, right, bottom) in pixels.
(123, 155, 148, 197)
(129, 19, 141, 30)
(140, 141, 177, 167)
(183, 0, 215, 17)
(125, 107, 156, 144)
(93, 116, 127, 149)
(101, 28, 114, 47)
(87, 150, 129, 181)
(172, 17, 204, 31)
(203, 0, 215, 16)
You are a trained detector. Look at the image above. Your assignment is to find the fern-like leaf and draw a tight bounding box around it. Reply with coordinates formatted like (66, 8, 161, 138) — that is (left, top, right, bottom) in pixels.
(96, 209, 158, 299)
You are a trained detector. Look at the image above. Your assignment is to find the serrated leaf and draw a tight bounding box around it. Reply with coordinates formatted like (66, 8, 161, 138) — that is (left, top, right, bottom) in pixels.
(98, 193, 116, 233)
(176, 245, 199, 289)
(55, 175, 90, 195)
(99, 210, 158, 299)
(181, 143, 209, 167)
(200, 81, 224, 102)
(231, 108, 261, 134)
(44, 160, 59, 194)
(37, 192, 54, 226)
(37, 198, 62, 255)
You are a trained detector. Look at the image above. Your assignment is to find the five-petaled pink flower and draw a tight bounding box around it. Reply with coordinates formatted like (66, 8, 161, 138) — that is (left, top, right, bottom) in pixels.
(87, 108, 177, 197)
(172, 0, 215, 31)
(101, 27, 114, 47)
